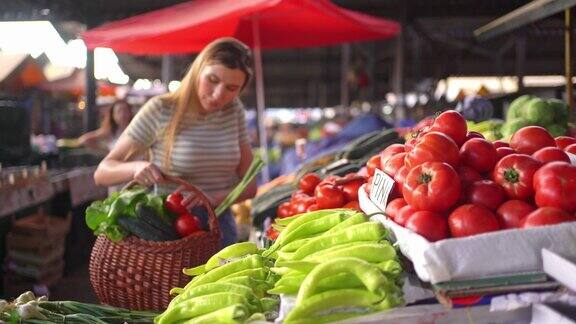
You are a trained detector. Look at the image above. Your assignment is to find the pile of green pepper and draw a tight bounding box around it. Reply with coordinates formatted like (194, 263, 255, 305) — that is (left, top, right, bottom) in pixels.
(265, 209, 405, 323)
(155, 242, 279, 323)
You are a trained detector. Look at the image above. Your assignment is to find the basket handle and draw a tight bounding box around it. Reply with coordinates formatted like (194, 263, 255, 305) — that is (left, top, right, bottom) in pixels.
(122, 177, 221, 238)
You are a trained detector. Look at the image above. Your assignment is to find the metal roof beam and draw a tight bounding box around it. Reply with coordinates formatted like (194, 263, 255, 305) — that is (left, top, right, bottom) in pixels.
(474, 0, 576, 41)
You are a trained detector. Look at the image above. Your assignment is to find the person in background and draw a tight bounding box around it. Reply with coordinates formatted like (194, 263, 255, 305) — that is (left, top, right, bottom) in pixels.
(93, 37, 257, 247)
(77, 99, 134, 153)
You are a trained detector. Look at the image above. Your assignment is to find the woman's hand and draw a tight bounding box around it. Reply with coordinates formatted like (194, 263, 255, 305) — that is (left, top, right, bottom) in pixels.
(133, 161, 164, 186)
(178, 187, 223, 210)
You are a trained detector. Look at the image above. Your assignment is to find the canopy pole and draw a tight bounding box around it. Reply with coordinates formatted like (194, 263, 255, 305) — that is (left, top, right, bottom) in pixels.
(161, 55, 173, 92)
(85, 48, 97, 132)
(566, 8, 574, 122)
(252, 16, 270, 183)
(340, 44, 350, 107)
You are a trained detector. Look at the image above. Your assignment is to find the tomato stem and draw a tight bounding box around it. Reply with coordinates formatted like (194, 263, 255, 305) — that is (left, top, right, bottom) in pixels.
(418, 172, 432, 184)
(503, 168, 519, 183)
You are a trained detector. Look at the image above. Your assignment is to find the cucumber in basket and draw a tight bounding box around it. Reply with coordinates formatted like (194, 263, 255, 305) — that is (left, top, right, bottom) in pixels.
(116, 203, 179, 242)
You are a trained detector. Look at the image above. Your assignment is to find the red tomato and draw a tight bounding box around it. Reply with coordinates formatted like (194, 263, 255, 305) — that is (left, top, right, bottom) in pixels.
(466, 180, 506, 211)
(306, 204, 320, 212)
(459, 138, 497, 173)
(343, 201, 361, 212)
(395, 204, 417, 226)
(291, 190, 309, 200)
(366, 155, 382, 177)
(174, 212, 201, 237)
(292, 197, 316, 214)
(405, 132, 460, 169)
(394, 165, 410, 187)
(533, 162, 576, 212)
(403, 162, 461, 213)
(341, 179, 364, 202)
(315, 184, 346, 209)
(277, 202, 293, 218)
(430, 110, 468, 146)
(465, 131, 485, 141)
(379, 144, 405, 168)
(455, 166, 483, 186)
(383, 152, 406, 177)
(385, 198, 407, 219)
(405, 211, 449, 242)
(299, 173, 321, 195)
(493, 140, 509, 149)
(493, 154, 541, 201)
(510, 126, 556, 154)
(448, 204, 500, 237)
(555, 136, 576, 149)
(496, 200, 536, 229)
(521, 207, 575, 228)
(565, 143, 576, 155)
(496, 147, 515, 161)
(532, 147, 570, 164)
(165, 193, 187, 214)
(266, 227, 279, 240)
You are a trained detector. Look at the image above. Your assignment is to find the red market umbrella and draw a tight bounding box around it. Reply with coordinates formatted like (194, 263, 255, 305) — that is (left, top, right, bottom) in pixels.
(82, 0, 400, 181)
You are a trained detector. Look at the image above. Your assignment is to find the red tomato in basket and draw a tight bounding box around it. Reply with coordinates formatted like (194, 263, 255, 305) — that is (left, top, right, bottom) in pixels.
(299, 173, 321, 195)
(496, 200, 536, 229)
(366, 155, 382, 177)
(405, 211, 449, 242)
(405, 132, 460, 169)
(266, 227, 279, 241)
(394, 205, 417, 226)
(430, 110, 468, 146)
(394, 165, 410, 187)
(165, 193, 187, 214)
(277, 202, 293, 218)
(459, 138, 497, 173)
(533, 162, 576, 212)
(464, 131, 485, 141)
(403, 162, 460, 213)
(555, 136, 576, 150)
(565, 143, 576, 155)
(493, 154, 541, 201)
(174, 212, 201, 237)
(379, 144, 405, 168)
(496, 147, 515, 161)
(315, 184, 346, 209)
(448, 204, 500, 238)
(466, 180, 506, 211)
(532, 147, 570, 164)
(385, 198, 407, 220)
(493, 140, 509, 149)
(521, 207, 575, 228)
(510, 126, 555, 155)
(383, 152, 406, 177)
(341, 179, 365, 202)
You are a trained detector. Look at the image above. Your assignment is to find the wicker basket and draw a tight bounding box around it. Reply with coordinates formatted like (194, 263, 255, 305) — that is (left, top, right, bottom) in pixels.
(89, 176, 221, 310)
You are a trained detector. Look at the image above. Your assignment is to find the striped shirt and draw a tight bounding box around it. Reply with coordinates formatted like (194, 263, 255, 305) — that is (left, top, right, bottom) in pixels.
(125, 96, 249, 195)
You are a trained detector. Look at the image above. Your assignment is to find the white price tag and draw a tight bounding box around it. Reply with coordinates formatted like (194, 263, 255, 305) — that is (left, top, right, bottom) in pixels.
(567, 152, 576, 166)
(369, 168, 396, 211)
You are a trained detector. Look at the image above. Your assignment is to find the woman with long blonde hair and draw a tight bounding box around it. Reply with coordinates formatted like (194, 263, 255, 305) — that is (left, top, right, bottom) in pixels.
(94, 37, 256, 246)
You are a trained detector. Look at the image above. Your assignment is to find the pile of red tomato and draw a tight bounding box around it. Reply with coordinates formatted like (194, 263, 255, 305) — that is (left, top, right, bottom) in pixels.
(364, 110, 576, 242)
(276, 173, 366, 218)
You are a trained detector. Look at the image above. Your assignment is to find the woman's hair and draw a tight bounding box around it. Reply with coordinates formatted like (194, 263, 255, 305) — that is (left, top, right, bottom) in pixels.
(101, 99, 131, 135)
(161, 37, 253, 169)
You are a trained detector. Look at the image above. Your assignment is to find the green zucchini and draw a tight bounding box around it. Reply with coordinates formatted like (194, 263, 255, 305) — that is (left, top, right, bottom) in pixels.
(117, 215, 174, 242)
(136, 203, 179, 240)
